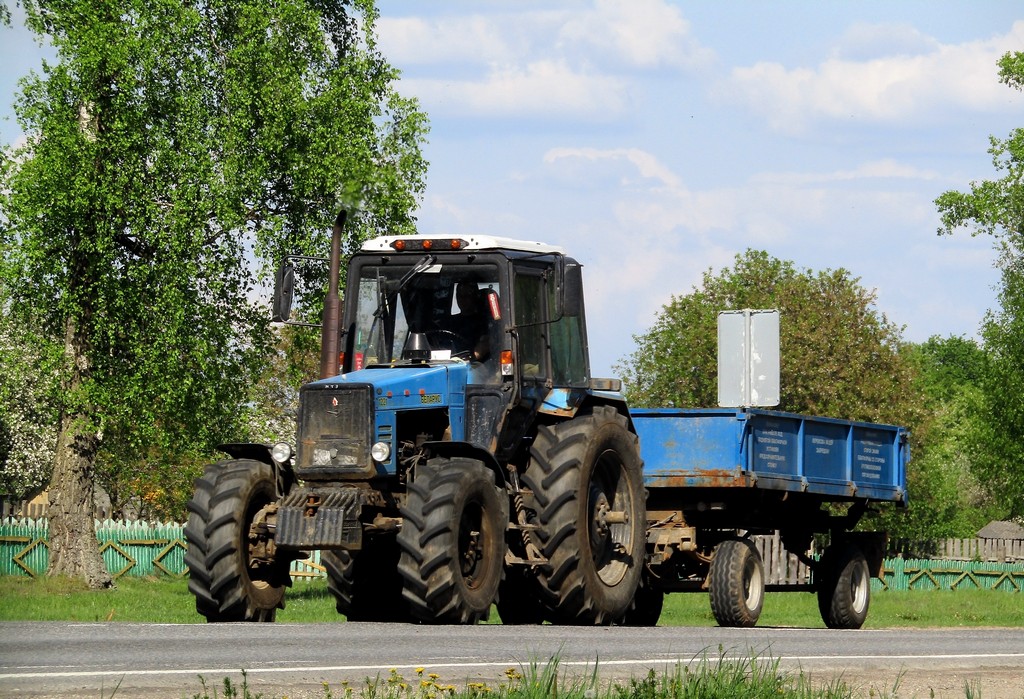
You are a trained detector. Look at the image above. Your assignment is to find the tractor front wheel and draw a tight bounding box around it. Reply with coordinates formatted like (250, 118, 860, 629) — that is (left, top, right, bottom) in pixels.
(397, 457, 507, 624)
(184, 459, 290, 622)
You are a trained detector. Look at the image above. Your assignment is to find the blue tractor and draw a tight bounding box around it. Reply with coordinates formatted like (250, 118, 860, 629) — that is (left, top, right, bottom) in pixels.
(184, 214, 646, 624)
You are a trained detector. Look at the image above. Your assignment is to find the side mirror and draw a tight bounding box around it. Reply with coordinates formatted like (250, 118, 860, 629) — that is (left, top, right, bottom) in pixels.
(560, 261, 583, 318)
(272, 262, 295, 323)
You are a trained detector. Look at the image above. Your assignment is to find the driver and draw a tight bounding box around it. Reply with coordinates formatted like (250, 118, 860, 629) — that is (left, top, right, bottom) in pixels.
(453, 281, 493, 362)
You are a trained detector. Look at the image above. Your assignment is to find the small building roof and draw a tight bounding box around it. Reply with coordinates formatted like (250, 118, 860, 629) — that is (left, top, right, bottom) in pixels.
(977, 520, 1024, 540)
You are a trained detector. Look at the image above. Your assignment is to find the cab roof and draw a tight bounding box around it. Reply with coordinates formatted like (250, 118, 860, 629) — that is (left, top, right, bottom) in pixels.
(361, 234, 565, 256)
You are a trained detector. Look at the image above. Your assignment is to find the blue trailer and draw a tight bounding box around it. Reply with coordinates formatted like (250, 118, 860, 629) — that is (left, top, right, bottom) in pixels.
(625, 407, 908, 628)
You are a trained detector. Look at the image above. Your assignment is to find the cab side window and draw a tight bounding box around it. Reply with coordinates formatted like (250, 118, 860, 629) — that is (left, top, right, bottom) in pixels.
(548, 289, 588, 386)
(513, 270, 546, 379)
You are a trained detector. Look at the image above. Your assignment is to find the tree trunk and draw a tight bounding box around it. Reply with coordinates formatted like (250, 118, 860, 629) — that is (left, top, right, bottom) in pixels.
(46, 314, 112, 589)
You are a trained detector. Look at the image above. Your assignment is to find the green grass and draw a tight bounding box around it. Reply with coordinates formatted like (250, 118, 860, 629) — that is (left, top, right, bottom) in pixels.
(1, 575, 1022, 627)
(185, 655, 881, 699)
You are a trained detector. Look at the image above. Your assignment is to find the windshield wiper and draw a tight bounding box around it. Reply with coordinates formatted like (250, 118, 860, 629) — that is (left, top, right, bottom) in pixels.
(363, 254, 436, 363)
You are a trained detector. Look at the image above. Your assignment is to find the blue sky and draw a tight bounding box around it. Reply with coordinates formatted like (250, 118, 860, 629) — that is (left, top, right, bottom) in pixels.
(4, 2, 1022, 377)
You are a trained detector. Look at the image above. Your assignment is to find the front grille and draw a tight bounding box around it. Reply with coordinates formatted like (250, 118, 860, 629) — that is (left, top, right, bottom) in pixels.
(275, 487, 363, 549)
(295, 383, 373, 478)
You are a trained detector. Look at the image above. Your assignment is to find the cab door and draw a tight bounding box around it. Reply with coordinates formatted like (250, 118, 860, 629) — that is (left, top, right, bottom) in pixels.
(512, 261, 590, 394)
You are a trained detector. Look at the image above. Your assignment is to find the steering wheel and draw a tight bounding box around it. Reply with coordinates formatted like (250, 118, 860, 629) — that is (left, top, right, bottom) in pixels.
(425, 329, 471, 357)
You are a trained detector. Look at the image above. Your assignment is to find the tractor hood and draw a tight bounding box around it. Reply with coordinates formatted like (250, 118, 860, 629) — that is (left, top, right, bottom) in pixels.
(309, 362, 468, 411)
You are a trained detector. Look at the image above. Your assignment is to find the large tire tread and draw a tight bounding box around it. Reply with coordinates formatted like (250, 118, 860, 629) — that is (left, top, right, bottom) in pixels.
(184, 466, 219, 617)
(323, 537, 409, 622)
(522, 405, 645, 625)
(397, 458, 506, 624)
(184, 459, 287, 622)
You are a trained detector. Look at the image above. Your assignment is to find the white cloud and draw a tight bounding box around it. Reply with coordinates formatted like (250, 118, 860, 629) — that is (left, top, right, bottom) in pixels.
(717, 20, 1024, 132)
(400, 60, 627, 120)
(558, 0, 715, 70)
(377, 15, 520, 66)
(543, 147, 682, 188)
(830, 22, 941, 62)
(752, 159, 941, 185)
(379, 1, 713, 120)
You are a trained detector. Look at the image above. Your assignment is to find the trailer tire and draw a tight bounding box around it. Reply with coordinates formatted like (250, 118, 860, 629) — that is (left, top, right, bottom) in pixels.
(323, 535, 409, 622)
(523, 405, 645, 625)
(817, 544, 870, 629)
(397, 457, 507, 624)
(184, 459, 290, 622)
(708, 538, 764, 628)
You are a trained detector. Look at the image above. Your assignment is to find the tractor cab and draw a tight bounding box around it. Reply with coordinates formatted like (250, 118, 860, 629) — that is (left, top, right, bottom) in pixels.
(342, 235, 589, 391)
(336, 236, 594, 453)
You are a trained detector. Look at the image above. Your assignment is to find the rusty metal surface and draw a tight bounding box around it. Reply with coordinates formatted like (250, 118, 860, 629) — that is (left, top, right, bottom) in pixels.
(643, 469, 752, 489)
(275, 487, 363, 550)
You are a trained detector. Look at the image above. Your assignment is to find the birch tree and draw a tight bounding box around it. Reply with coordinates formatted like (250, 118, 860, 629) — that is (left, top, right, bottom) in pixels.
(0, 0, 427, 586)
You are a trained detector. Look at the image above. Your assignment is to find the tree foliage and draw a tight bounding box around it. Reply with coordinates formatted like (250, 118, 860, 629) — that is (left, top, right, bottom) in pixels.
(617, 250, 920, 430)
(613, 251, 1004, 540)
(0, 284, 60, 500)
(876, 336, 999, 541)
(935, 51, 1024, 520)
(0, 0, 428, 581)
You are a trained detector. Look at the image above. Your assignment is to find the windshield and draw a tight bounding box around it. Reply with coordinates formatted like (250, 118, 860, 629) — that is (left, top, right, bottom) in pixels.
(350, 260, 502, 380)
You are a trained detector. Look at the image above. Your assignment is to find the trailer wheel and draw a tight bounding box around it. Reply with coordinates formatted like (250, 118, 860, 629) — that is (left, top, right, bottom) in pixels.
(523, 405, 645, 625)
(323, 535, 409, 622)
(184, 459, 290, 622)
(397, 457, 507, 624)
(817, 544, 870, 629)
(708, 538, 764, 628)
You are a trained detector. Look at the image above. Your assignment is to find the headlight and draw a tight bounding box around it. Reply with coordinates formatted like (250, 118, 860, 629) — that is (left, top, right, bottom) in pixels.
(271, 442, 293, 465)
(370, 441, 391, 463)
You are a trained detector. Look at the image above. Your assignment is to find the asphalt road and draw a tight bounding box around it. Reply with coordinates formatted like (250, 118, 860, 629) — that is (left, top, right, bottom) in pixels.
(1, 622, 1022, 698)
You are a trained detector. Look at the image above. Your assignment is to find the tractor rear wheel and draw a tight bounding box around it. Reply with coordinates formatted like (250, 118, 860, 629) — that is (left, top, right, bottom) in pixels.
(708, 538, 764, 628)
(323, 535, 409, 622)
(621, 567, 664, 626)
(397, 457, 507, 624)
(184, 459, 290, 622)
(522, 406, 645, 625)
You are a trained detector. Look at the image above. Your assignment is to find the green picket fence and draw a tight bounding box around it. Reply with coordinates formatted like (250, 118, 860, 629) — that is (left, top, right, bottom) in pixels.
(2, 518, 1022, 591)
(876, 557, 1024, 592)
(0, 518, 325, 580)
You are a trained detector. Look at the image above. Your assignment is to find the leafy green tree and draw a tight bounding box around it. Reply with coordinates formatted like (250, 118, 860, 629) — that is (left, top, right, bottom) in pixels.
(935, 51, 1024, 520)
(617, 250, 920, 429)
(877, 336, 999, 543)
(0, 0, 427, 585)
(614, 251, 995, 540)
(0, 284, 60, 501)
